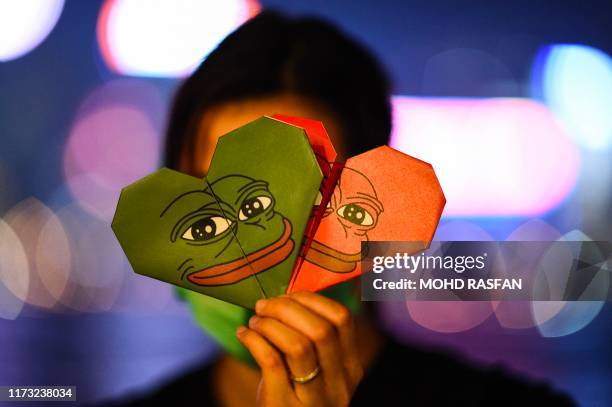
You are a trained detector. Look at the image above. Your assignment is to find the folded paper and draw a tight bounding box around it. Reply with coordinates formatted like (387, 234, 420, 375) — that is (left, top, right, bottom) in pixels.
(112, 115, 445, 308)
(112, 117, 323, 309)
(289, 145, 446, 293)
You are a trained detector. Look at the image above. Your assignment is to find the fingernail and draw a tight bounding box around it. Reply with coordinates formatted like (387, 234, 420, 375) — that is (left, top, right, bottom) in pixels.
(236, 326, 247, 337)
(249, 315, 259, 327)
(255, 299, 267, 313)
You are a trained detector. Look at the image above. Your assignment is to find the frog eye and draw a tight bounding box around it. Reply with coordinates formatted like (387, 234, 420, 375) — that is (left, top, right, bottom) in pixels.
(181, 216, 232, 241)
(238, 196, 272, 220)
(336, 203, 374, 226)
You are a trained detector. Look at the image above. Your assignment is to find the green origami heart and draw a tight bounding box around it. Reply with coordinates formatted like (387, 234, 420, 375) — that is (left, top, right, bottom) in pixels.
(111, 117, 323, 309)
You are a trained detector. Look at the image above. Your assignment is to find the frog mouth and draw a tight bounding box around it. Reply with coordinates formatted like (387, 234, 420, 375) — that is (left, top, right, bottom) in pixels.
(304, 239, 362, 273)
(187, 218, 294, 286)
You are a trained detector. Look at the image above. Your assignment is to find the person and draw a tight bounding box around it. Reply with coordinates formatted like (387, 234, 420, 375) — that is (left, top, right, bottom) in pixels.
(110, 10, 574, 406)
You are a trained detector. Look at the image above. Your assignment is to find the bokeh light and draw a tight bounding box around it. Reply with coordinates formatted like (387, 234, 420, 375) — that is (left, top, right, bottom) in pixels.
(4, 198, 70, 309)
(54, 204, 127, 312)
(433, 220, 495, 241)
(97, 0, 260, 77)
(533, 230, 608, 337)
(493, 219, 563, 329)
(35, 207, 72, 308)
(0, 0, 64, 61)
(0, 219, 29, 319)
(113, 268, 176, 313)
(391, 96, 580, 217)
(406, 221, 496, 333)
(45, 183, 168, 314)
(63, 80, 162, 220)
(505, 219, 563, 242)
(531, 45, 612, 150)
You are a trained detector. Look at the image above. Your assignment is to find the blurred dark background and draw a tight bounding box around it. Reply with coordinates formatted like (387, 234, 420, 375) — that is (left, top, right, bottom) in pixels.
(1, 1, 611, 405)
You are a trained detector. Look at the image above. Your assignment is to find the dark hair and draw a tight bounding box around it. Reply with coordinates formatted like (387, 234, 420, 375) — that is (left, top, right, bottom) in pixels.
(164, 10, 392, 174)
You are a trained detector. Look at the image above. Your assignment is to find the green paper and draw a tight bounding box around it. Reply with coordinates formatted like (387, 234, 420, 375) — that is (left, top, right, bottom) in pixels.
(177, 287, 255, 365)
(111, 117, 323, 309)
(177, 278, 360, 367)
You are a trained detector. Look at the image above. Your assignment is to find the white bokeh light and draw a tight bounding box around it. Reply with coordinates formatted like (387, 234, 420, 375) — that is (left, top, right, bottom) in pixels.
(4, 198, 70, 309)
(532, 230, 608, 337)
(98, 0, 258, 77)
(0, 0, 65, 61)
(0, 218, 29, 319)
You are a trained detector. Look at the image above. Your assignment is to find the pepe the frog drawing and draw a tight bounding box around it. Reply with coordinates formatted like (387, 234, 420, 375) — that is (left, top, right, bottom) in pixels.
(163, 174, 294, 287)
(289, 145, 446, 294)
(304, 166, 383, 273)
(112, 116, 323, 309)
(111, 168, 302, 309)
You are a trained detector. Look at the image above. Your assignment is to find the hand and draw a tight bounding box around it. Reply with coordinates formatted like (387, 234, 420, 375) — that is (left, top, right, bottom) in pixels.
(236, 291, 363, 407)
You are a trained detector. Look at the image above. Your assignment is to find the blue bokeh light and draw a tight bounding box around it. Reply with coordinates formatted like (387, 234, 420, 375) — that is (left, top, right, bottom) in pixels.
(531, 44, 612, 150)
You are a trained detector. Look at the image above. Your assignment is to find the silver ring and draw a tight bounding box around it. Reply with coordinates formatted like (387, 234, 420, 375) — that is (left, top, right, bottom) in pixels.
(291, 365, 321, 384)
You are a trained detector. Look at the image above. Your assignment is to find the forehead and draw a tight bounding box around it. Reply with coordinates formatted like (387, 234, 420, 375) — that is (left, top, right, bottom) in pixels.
(191, 94, 346, 174)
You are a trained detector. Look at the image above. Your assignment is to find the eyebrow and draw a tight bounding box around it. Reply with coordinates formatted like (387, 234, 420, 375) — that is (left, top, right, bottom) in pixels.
(347, 192, 384, 213)
(160, 189, 213, 218)
(235, 180, 269, 205)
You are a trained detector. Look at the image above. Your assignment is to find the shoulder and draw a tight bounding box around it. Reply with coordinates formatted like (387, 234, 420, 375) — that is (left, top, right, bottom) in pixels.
(352, 339, 576, 406)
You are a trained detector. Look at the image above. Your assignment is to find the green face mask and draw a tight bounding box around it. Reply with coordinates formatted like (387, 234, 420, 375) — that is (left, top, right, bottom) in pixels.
(177, 281, 361, 365)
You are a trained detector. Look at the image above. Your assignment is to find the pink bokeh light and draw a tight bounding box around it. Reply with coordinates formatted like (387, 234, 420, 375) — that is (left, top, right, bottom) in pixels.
(494, 219, 563, 329)
(63, 80, 162, 220)
(406, 221, 497, 333)
(391, 97, 580, 217)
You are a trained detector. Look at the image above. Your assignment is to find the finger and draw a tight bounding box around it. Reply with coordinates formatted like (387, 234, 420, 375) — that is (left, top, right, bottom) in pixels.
(248, 315, 319, 379)
(288, 291, 357, 355)
(289, 291, 362, 383)
(249, 316, 325, 404)
(255, 297, 346, 391)
(235, 325, 294, 400)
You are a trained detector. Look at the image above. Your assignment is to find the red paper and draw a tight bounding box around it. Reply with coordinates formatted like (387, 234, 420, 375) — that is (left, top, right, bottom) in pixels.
(287, 142, 445, 293)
